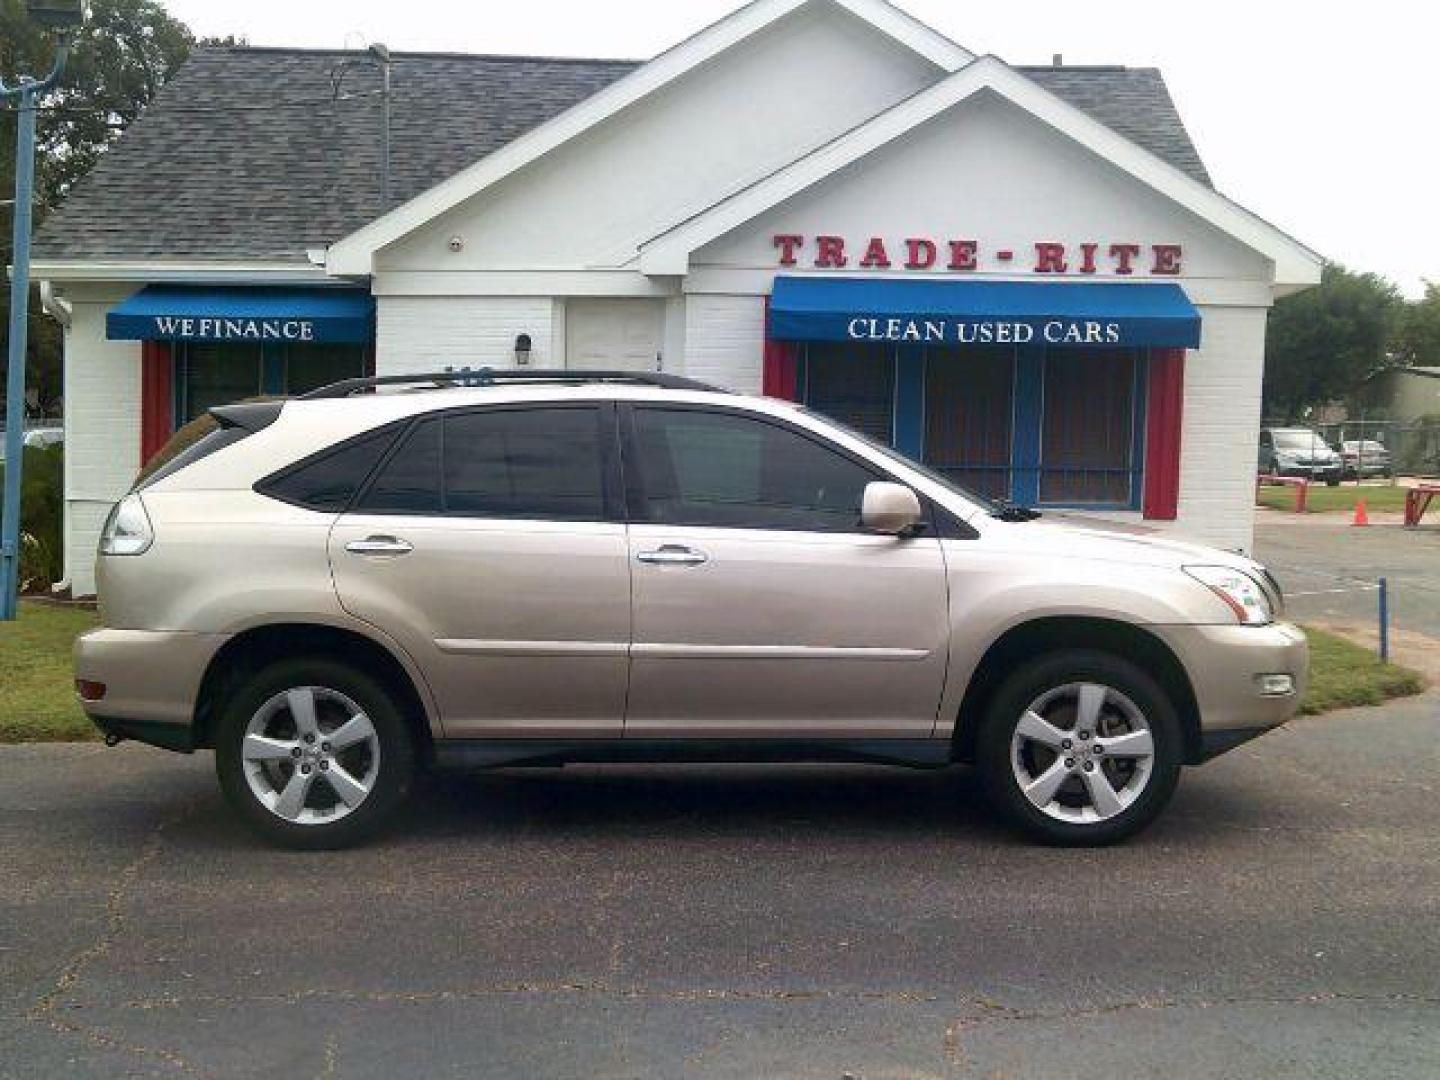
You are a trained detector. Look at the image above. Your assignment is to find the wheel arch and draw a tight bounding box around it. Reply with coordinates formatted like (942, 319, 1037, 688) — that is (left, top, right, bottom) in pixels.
(952, 616, 1203, 765)
(193, 622, 437, 762)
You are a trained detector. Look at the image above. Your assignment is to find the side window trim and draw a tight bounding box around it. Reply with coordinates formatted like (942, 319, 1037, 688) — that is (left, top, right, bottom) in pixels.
(349, 401, 624, 523)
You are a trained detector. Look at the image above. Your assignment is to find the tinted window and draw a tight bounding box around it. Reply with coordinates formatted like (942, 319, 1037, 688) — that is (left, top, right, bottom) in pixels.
(359, 419, 442, 513)
(633, 408, 878, 532)
(354, 408, 606, 519)
(260, 428, 397, 511)
(444, 408, 604, 520)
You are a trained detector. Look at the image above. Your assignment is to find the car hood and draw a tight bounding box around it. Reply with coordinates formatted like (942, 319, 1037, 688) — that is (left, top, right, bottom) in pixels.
(985, 513, 1259, 572)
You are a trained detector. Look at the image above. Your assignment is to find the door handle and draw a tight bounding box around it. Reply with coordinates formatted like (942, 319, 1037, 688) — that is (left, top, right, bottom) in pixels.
(636, 544, 708, 566)
(345, 536, 414, 557)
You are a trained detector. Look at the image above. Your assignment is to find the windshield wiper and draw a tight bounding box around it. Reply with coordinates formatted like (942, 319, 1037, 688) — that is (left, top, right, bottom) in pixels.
(991, 500, 1042, 522)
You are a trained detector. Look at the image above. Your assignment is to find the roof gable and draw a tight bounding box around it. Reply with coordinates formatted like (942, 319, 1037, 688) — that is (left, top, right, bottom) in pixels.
(325, 0, 973, 275)
(639, 56, 1319, 287)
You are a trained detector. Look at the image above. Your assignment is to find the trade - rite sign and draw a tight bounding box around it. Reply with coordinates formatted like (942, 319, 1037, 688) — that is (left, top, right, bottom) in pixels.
(773, 235, 1184, 276)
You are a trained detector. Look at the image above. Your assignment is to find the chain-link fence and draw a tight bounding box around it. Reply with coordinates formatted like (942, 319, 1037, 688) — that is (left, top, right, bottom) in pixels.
(1262, 418, 1440, 479)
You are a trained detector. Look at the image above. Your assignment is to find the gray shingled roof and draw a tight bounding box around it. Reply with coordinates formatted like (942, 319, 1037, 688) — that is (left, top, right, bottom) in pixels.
(35, 49, 1210, 263)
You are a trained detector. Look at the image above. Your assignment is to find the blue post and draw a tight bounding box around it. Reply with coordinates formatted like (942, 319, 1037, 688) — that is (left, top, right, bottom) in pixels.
(1378, 576, 1389, 663)
(1, 41, 70, 621)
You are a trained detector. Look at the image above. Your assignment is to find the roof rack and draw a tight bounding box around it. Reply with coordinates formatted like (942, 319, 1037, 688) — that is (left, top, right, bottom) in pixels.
(299, 368, 727, 400)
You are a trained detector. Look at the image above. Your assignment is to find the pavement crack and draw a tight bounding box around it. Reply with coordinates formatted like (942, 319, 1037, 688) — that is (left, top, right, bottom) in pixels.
(942, 990, 1440, 1068)
(120, 982, 944, 1010)
(26, 795, 206, 1076)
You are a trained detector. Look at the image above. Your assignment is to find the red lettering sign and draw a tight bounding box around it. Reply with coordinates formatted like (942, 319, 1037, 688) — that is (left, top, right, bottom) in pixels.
(815, 235, 848, 269)
(773, 234, 803, 267)
(1034, 243, 1068, 274)
(905, 238, 937, 270)
(1151, 244, 1183, 275)
(948, 240, 978, 271)
(771, 234, 1182, 276)
(859, 237, 892, 269)
(1110, 243, 1141, 275)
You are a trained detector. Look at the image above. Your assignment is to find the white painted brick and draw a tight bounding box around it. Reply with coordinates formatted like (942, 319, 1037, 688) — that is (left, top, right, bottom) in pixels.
(63, 300, 142, 596)
(376, 297, 554, 375)
(681, 294, 765, 394)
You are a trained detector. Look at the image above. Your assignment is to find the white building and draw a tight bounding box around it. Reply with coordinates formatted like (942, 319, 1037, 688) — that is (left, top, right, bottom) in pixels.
(33, 0, 1320, 597)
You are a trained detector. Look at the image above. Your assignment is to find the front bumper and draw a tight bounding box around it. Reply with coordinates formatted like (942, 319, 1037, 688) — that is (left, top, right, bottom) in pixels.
(74, 628, 228, 753)
(1151, 621, 1309, 760)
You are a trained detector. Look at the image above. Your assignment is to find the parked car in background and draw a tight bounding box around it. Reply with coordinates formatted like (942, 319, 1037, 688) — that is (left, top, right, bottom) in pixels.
(0, 426, 63, 464)
(1339, 439, 1392, 480)
(1258, 427, 1342, 486)
(77, 371, 1306, 850)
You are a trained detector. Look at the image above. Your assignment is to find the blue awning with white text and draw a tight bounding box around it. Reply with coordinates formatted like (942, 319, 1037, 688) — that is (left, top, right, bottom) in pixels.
(769, 277, 1201, 349)
(107, 286, 375, 344)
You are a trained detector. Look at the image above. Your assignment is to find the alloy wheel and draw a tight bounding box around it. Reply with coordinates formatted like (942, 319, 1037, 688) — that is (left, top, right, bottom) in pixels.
(241, 686, 381, 825)
(1009, 681, 1156, 824)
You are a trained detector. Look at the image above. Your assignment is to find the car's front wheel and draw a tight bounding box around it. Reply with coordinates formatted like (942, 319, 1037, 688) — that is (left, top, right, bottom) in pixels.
(977, 650, 1183, 845)
(215, 659, 417, 849)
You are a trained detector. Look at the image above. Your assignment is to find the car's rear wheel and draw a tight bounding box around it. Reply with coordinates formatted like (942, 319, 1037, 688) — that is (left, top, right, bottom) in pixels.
(977, 650, 1182, 846)
(215, 659, 416, 849)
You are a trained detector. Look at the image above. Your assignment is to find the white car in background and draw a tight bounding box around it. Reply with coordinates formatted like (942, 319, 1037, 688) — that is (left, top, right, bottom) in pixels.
(0, 426, 64, 464)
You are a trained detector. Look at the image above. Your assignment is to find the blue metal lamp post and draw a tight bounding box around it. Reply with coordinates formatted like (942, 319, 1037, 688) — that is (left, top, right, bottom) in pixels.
(2, 2, 82, 620)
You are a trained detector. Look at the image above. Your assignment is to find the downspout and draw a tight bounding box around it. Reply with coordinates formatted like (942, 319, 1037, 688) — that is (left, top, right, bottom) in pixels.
(39, 280, 71, 327)
(39, 280, 73, 595)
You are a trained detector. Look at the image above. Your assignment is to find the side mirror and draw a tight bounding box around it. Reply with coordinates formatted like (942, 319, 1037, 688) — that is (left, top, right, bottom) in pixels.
(861, 482, 924, 535)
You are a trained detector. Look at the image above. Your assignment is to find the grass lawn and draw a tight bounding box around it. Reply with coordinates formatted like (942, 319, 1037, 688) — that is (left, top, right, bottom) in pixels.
(1, 602, 98, 743)
(1257, 483, 1411, 514)
(1298, 626, 1425, 715)
(0, 604, 1427, 742)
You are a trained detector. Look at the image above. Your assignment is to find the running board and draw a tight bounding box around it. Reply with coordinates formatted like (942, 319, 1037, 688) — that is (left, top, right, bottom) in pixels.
(432, 738, 955, 771)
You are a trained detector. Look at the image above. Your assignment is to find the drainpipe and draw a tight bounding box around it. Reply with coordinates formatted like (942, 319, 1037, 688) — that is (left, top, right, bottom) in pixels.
(39, 280, 71, 328)
(38, 280, 71, 596)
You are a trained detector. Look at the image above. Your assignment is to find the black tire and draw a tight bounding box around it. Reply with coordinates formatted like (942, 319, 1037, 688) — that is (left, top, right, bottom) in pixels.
(976, 649, 1183, 846)
(215, 658, 417, 849)
(1326, 478, 1341, 487)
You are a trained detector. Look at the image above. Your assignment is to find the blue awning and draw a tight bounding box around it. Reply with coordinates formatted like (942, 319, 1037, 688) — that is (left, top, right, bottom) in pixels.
(107, 286, 375, 344)
(770, 277, 1201, 349)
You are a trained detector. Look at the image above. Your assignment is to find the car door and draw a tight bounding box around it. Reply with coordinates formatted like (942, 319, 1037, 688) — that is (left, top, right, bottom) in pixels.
(620, 403, 950, 738)
(328, 403, 630, 738)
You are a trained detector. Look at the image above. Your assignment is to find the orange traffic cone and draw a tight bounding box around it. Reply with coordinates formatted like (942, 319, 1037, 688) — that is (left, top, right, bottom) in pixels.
(1352, 498, 1370, 527)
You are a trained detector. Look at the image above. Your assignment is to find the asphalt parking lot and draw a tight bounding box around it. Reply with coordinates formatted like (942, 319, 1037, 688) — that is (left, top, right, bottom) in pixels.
(4, 690, 1439, 1079)
(1255, 511, 1440, 641)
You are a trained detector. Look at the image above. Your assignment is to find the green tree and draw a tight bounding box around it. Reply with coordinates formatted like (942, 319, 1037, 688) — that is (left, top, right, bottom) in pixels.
(1263, 263, 1404, 421)
(1394, 281, 1440, 368)
(2, 0, 196, 413)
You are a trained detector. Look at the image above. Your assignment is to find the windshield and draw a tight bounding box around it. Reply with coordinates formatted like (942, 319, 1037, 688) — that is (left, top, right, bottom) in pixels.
(794, 405, 1000, 513)
(1273, 430, 1329, 450)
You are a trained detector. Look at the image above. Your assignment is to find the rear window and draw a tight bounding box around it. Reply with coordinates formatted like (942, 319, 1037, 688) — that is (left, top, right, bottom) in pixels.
(257, 425, 403, 511)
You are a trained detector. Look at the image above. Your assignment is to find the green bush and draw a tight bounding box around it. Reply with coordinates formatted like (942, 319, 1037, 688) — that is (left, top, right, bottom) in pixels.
(0, 444, 64, 593)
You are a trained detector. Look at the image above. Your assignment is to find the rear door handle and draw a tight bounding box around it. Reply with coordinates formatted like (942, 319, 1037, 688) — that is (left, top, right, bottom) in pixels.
(636, 545, 708, 566)
(345, 536, 413, 557)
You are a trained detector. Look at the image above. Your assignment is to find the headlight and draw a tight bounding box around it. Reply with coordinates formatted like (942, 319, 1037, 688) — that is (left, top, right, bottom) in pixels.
(1185, 565, 1273, 625)
(99, 493, 154, 556)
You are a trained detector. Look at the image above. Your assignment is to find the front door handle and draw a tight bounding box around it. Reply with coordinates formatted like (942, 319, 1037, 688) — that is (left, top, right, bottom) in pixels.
(345, 535, 414, 557)
(636, 544, 708, 566)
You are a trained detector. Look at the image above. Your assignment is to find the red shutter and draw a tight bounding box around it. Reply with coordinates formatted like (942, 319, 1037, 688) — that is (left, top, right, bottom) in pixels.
(761, 296, 799, 401)
(140, 340, 174, 465)
(1142, 348, 1185, 520)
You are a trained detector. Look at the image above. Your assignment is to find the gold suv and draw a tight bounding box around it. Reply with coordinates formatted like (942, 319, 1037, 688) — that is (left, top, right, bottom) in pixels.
(76, 371, 1306, 848)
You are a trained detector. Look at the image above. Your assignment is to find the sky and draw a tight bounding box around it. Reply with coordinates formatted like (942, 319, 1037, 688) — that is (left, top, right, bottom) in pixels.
(160, 0, 1436, 297)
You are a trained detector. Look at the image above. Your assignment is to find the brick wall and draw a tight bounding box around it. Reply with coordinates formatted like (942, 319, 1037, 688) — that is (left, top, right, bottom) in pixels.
(376, 297, 555, 375)
(63, 297, 142, 596)
(681, 294, 765, 394)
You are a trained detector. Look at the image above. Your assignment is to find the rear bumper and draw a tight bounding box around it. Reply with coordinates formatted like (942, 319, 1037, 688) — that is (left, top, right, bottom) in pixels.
(74, 628, 227, 753)
(1152, 621, 1309, 756)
